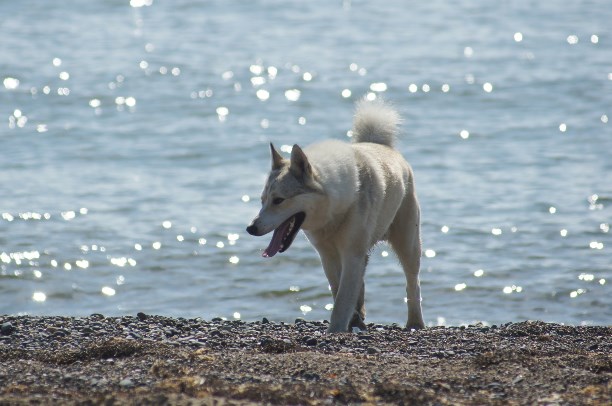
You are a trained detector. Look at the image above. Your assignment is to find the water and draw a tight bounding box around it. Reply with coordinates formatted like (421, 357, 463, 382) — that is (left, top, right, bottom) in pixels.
(1, 1, 610, 326)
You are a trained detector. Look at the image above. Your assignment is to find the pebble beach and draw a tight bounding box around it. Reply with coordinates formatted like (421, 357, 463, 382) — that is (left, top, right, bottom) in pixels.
(1, 315, 610, 405)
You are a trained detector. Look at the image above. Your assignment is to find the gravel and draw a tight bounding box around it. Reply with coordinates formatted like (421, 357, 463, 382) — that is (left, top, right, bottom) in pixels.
(0, 315, 610, 405)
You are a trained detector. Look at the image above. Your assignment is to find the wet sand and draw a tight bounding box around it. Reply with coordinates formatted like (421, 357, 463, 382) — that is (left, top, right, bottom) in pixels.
(1, 315, 610, 405)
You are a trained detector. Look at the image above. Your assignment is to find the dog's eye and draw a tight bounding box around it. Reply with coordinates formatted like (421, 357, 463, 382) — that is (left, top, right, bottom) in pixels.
(272, 197, 285, 205)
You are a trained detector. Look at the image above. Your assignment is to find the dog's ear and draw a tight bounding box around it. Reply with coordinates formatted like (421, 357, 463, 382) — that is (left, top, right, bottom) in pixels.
(270, 143, 284, 170)
(289, 144, 312, 179)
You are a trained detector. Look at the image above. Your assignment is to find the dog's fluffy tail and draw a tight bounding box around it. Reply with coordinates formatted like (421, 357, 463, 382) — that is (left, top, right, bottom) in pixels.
(351, 98, 400, 147)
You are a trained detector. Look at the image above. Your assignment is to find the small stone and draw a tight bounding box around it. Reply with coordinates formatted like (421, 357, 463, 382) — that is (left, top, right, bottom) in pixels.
(305, 337, 318, 346)
(262, 317, 270, 324)
(366, 346, 381, 355)
(136, 312, 147, 321)
(1, 322, 14, 336)
(119, 378, 134, 388)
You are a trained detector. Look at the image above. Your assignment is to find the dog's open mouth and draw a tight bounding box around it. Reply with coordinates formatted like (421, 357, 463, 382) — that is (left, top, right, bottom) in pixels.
(263, 212, 306, 258)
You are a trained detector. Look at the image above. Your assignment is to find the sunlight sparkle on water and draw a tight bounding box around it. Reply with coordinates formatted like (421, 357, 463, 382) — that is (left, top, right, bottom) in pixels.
(101, 286, 116, 296)
(251, 76, 266, 86)
(256, 89, 270, 101)
(130, 0, 153, 7)
(503, 285, 522, 294)
(589, 241, 604, 250)
(32, 292, 47, 302)
(285, 89, 301, 101)
(300, 305, 312, 314)
(455, 283, 467, 291)
(268, 66, 278, 78)
(425, 249, 436, 258)
(3, 77, 19, 89)
(342, 89, 352, 98)
(370, 82, 387, 92)
(75, 260, 89, 269)
(229, 256, 239, 264)
(408, 84, 418, 93)
(514, 32, 523, 42)
(474, 269, 484, 277)
(459, 130, 470, 139)
(249, 64, 264, 75)
(570, 289, 585, 298)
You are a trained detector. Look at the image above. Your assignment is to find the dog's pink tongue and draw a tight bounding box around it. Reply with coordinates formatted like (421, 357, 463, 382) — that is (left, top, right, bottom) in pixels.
(262, 221, 289, 258)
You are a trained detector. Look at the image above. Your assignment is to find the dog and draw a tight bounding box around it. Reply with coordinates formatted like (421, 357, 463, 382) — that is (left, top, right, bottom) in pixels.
(246, 99, 425, 333)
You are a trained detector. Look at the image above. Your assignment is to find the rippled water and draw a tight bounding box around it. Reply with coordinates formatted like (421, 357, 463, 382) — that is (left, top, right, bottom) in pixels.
(1, 1, 610, 326)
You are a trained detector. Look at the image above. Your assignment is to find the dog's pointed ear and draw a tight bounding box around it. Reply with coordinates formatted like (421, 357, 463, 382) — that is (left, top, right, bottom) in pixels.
(270, 143, 284, 170)
(289, 144, 312, 179)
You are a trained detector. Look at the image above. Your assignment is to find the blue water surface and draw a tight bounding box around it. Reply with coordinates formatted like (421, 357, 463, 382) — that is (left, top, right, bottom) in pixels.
(1, 1, 610, 326)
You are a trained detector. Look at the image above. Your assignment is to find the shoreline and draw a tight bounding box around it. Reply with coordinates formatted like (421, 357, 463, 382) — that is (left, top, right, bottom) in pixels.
(1, 315, 610, 405)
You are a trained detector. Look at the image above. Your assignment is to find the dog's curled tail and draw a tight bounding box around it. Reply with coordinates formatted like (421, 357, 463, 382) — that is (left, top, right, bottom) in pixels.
(351, 98, 401, 147)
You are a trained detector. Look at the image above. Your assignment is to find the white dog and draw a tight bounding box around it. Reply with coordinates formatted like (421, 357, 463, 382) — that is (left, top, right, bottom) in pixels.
(246, 99, 425, 333)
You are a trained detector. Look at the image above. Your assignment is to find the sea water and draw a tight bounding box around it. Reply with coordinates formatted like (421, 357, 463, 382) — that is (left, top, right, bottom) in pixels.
(1, 1, 610, 326)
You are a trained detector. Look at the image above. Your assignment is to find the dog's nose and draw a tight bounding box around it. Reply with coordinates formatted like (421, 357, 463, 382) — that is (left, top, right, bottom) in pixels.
(246, 224, 258, 235)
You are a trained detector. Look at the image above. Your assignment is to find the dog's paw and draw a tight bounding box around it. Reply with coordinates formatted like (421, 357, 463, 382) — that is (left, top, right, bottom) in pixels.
(405, 321, 425, 330)
(349, 313, 367, 331)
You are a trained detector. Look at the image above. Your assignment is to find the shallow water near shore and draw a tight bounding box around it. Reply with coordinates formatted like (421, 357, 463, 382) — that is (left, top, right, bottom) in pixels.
(1, 1, 610, 326)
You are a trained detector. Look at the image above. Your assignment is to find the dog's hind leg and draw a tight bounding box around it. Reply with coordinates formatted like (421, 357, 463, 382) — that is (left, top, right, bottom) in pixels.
(349, 280, 367, 330)
(389, 198, 425, 330)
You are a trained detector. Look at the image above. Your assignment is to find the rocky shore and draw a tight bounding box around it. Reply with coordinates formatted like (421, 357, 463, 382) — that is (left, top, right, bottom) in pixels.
(0, 314, 610, 405)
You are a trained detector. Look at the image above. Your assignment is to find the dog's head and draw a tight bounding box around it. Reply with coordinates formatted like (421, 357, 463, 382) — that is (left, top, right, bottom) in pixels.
(246, 143, 323, 257)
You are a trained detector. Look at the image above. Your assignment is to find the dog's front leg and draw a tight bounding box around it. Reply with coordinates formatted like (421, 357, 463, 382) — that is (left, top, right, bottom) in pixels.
(327, 254, 367, 333)
(315, 244, 341, 299)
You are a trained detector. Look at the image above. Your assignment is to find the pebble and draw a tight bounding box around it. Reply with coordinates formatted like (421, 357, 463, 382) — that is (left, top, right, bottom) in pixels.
(1, 322, 15, 335)
(119, 378, 134, 388)
(366, 346, 381, 355)
(305, 337, 318, 346)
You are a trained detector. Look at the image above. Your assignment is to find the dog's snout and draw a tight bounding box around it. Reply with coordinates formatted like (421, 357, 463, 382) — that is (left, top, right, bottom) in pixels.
(246, 224, 258, 235)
